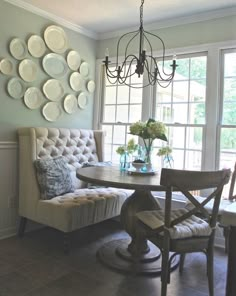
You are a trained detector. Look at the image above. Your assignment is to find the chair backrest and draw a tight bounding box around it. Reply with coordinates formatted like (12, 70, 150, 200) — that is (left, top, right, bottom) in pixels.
(160, 168, 231, 230)
(228, 162, 236, 200)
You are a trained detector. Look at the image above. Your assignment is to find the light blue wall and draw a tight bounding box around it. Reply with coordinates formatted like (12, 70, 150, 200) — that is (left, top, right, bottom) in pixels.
(96, 15, 236, 59)
(0, 1, 96, 141)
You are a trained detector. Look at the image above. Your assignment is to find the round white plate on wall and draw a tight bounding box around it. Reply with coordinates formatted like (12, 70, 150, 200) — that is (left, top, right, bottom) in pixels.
(7, 77, 26, 99)
(44, 25, 68, 54)
(67, 50, 81, 71)
(78, 92, 88, 109)
(42, 53, 68, 79)
(0, 58, 13, 75)
(18, 59, 38, 82)
(42, 102, 62, 122)
(64, 94, 77, 114)
(87, 80, 96, 93)
(28, 35, 46, 58)
(43, 79, 64, 101)
(79, 62, 89, 77)
(24, 87, 44, 109)
(69, 72, 83, 91)
(9, 38, 28, 60)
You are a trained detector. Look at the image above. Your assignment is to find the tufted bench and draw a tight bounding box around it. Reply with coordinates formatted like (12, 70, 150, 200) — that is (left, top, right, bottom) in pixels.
(18, 127, 132, 252)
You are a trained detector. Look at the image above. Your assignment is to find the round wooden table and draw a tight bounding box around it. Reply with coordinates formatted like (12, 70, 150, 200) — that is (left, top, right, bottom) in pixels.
(76, 165, 178, 275)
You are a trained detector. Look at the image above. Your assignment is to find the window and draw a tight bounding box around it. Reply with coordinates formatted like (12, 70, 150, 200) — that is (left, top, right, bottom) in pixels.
(154, 54, 207, 170)
(101, 64, 143, 163)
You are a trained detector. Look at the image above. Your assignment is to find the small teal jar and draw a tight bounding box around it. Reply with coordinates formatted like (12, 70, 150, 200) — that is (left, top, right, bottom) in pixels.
(163, 154, 174, 168)
(120, 151, 130, 171)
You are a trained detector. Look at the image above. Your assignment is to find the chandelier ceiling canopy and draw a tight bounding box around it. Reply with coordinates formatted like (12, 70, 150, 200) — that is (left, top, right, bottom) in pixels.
(103, 0, 177, 89)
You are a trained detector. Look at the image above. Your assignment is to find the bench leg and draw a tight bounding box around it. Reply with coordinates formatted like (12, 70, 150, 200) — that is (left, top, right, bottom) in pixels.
(18, 217, 27, 237)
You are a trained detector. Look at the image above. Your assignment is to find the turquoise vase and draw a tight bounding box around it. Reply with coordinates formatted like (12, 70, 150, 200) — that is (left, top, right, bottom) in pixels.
(163, 154, 174, 168)
(120, 151, 130, 171)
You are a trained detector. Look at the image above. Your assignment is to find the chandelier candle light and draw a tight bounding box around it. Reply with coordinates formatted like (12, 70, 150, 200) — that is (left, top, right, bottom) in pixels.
(103, 0, 177, 88)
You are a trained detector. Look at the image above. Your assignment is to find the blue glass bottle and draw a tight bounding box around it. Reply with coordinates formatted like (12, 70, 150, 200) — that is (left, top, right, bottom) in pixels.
(120, 151, 130, 171)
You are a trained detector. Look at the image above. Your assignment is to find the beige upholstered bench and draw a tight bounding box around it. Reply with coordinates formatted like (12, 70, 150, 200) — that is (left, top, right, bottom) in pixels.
(18, 127, 132, 252)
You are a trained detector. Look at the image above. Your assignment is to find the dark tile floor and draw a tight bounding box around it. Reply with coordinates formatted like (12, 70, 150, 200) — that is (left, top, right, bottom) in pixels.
(0, 219, 227, 296)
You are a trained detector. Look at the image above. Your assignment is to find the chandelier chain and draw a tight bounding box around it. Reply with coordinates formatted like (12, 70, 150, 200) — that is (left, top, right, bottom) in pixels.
(140, 0, 144, 28)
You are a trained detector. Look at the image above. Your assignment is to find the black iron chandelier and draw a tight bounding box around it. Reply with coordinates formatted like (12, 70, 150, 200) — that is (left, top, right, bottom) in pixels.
(103, 0, 177, 88)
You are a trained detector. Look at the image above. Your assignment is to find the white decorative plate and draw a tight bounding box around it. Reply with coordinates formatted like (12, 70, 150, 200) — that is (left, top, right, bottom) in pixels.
(24, 87, 44, 109)
(42, 102, 62, 122)
(0, 58, 13, 75)
(44, 25, 68, 54)
(28, 35, 46, 58)
(79, 62, 89, 77)
(42, 53, 68, 79)
(69, 72, 83, 91)
(67, 50, 81, 71)
(9, 38, 27, 60)
(78, 92, 88, 109)
(7, 78, 26, 99)
(43, 79, 64, 101)
(87, 80, 96, 93)
(64, 94, 77, 114)
(18, 59, 38, 82)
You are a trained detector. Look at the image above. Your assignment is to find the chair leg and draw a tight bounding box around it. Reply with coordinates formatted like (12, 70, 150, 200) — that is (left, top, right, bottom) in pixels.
(18, 217, 27, 237)
(207, 246, 214, 296)
(179, 253, 186, 273)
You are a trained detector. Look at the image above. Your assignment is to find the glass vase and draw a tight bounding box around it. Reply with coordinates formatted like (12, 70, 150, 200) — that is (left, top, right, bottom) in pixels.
(120, 151, 130, 171)
(163, 154, 174, 168)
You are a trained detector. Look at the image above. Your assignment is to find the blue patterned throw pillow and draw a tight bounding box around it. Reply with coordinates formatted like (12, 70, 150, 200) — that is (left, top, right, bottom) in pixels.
(34, 156, 74, 200)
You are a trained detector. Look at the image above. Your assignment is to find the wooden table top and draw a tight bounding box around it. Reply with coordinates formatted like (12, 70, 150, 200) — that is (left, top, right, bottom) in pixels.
(76, 165, 165, 191)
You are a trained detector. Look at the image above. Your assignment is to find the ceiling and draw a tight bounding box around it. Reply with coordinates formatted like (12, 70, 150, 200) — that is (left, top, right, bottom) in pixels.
(8, 0, 236, 38)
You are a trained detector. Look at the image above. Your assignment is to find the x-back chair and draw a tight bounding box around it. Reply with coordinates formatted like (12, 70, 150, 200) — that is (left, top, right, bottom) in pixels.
(136, 168, 231, 296)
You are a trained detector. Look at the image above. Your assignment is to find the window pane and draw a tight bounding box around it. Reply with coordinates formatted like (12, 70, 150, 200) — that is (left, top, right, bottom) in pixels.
(104, 105, 116, 122)
(117, 86, 129, 104)
(156, 103, 172, 123)
(130, 88, 142, 104)
(186, 127, 203, 149)
(172, 103, 188, 123)
(185, 151, 202, 170)
(117, 105, 129, 123)
(190, 80, 206, 102)
(222, 103, 236, 125)
(190, 56, 207, 79)
(170, 127, 185, 149)
(223, 78, 236, 101)
(104, 144, 112, 161)
(220, 128, 236, 151)
(129, 105, 142, 123)
(113, 125, 126, 144)
(105, 86, 116, 104)
(156, 84, 172, 103)
(172, 150, 184, 169)
(102, 125, 112, 143)
(173, 81, 189, 102)
(174, 59, 189, 79)
(224, 53, 236, 77)
(189, 103, 205, 124)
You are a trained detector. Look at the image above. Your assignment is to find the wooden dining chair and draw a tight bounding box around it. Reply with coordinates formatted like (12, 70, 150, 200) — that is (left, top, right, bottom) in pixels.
(136, 168, 231, 296)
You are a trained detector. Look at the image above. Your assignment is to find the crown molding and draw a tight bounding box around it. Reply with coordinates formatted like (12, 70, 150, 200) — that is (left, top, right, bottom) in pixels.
(98, 6, 236, 40)
(4, 0, 98, 40)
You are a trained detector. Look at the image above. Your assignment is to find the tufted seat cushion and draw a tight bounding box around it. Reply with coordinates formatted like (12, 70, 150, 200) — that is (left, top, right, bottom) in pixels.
(37, 187, 132, 232)
(136, 208, 212, 239)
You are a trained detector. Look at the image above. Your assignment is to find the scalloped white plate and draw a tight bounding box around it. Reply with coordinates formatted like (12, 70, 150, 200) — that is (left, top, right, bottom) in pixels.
(28, 35, 46, 58)
(43, 79, 64, 101)
(7, 78, 26, 99)
(87, 80, 96, 93)
(69, 72, 83, 91)
(79, 62, 89, 77)
(43, 53, 68, 78)
(67, 50, 81, 71)
(44, 25, 68, 54)
(24, 87, 44, 109)
(78, 92, 88, 109)
(64, 94, 77, 114)
(42, 102, 62, 122)
(9, 38, 27, 60)
(0, 58, 13, 75)
(18, 59, 38, 82)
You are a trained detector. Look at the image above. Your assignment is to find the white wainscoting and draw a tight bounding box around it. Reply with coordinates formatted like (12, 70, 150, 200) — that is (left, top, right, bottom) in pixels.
(0, 142, 19, 239)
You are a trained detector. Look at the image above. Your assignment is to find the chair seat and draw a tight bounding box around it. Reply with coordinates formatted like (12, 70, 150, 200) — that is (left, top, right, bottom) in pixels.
(136, 208, 212, 239)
